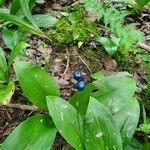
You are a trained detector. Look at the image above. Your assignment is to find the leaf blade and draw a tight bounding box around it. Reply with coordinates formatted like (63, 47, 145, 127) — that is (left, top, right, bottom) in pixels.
(14, 62, 59, 110)
(46, 96, 84, 150)
(84, 97, 122, 150)
(1, 115, 57, 150)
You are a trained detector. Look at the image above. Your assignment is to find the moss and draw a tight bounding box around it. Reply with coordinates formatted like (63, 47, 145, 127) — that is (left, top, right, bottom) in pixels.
(113, 52, 134, 72)
(81, 47, 106, 72)
(48, 5, 99, 47)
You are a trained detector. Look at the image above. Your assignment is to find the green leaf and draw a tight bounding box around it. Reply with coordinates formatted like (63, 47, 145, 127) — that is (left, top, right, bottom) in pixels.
(0, 80, 15, 104)
(20, 0, 38, 28)
(125, 138, 142, 150)
(91, 71, 105, 80)
(84, 97, 122, 150)
(10, 0, 21, 14)
(0, 0, 5, 7)
(14, 62, 59, 110)
(0, 12, 47, 38)
(1, 115, 57, 150)
(92, 76, 137, 114)
(32, 15, 57, 28)
(142, 143, 150, 150)
(97, 37, 118, 55)
(136, 0, 150, 10)
(46, 96, 84, 150)
(70, 75, 137, 116)
(2, 27, 16, 50)
(8, 42, 29, 67)
(0, 47, 7, 72)
(113, 98, 140, 147)
(2, 27, 26, 50)
(69, 84, 95, 117)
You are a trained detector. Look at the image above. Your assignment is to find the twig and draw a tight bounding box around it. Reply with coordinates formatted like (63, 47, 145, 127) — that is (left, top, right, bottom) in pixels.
(63, 49, 70, 76)
(78, 55, 92, 74)
(138, 42, 150, 52)
(0, 103, 40, 112)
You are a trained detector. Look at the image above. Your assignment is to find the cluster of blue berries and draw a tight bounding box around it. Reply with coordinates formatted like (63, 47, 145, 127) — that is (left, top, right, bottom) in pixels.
(73, 71, 85, 91)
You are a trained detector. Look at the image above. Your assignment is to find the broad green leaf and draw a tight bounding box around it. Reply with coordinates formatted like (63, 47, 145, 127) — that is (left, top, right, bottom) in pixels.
(113, 98, 140, 147)
(136, 0, 150, 10)
(125, 138, 142, 150)
(92, 76, 137, 114)
(20, 0, 38, 29)
(46, 96, 84, 150)
(0, 47, 7, 72)
(8, 42, 29, 67)
(0, 80, 15, 104)
(10, 0, 21, 14)
(32, 15, 57, 28)
(2, 27, 26, 50)
(2, 27, 15, 50)
(84, 97, 122, 150)
(97, 37, 118, 55)
(69, 84, 95, 117)
(0, 0, 5, 7)
(91, 71, 105, 80)
(70, 76, 137, 116)
(142, 143, 150, 150)
(0, 12, 47, 39)
(14, 62, 59, 110)
(1, 115, 57, 150)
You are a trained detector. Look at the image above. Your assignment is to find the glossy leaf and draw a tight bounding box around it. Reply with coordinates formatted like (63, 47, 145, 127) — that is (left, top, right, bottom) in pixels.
(10, 0, 21, 14)
(97, 36, 119, 55)
(1, 115, 57, 150)
(113, 98, 140, 147)
(91, 71, 105, 80)
(125, 138, 142, 150)
(14, 62, 59, 110)
(84, 97, 122, 150)
(46, 96, 84, 150)
(32, 15, 58, 28)
(2, 27, 16, 50)
(20, 0, 38, 28)
(69, 84, 95, 117)
(0, 47, 7, 72)
(70, 75, 137, 116)
(142, 143, 150, 150)
(8, 42, 29, 67)
(136, 0, 150, 10)
(2, 27, 26, 50)
(0, 80, 15, 104)
(0, 12, 47, 38)
(92, 76, 137, 114)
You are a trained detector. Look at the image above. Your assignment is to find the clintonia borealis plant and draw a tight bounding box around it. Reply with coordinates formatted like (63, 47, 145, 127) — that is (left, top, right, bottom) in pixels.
(0, 61, 141, 150)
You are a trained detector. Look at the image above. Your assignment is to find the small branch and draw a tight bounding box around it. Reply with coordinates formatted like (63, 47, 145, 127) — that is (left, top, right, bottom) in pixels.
(78, 55, 92, 74)
(63, 49, 70, 76)
(0, 103, 40, 112)
(138, 42, 150, 52)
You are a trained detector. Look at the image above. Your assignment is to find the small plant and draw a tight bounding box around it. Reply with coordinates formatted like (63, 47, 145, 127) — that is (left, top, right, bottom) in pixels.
(82, 0, 145, 55)
(0, 28, 29, 103)
(0, 0, 57, 40)
(0, 61, 142, 150)
(48, 5, 99, 47)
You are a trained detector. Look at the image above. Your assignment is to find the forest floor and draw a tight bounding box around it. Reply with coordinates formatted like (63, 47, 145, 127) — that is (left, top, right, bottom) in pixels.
(0, 0, 150, 149)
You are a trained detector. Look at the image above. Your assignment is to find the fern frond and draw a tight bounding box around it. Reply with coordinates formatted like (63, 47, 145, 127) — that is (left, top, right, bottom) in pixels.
(82, 0, 145, 54)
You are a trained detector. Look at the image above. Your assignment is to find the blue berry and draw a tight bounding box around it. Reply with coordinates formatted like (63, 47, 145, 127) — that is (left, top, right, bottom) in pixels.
(76, 81, 85, 91)
(73, 71, 83, 81)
